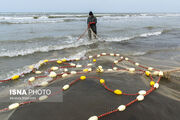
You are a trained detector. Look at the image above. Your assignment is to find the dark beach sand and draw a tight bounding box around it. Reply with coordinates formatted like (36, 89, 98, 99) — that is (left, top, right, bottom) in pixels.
(8, 73, 180, 120)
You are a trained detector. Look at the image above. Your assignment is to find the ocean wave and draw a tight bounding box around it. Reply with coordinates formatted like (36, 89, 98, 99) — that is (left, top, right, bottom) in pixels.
(104, 36, 134, 42)
(48, 15, 89, 18)
(0, 14, 87, 24)
(139, 31, 162, 37)
(1, 13, 180, 24)
(132, 52, 147, 56)
(0, 20, 64, 24)
(0, 40, 94, 57)
(0, 35, 74, 43)
(101, 14, 155, 20)
(0, 50, 87, 80)
(156, 13, 180, 17)
(105, 31, 163, 42)
(0, 16, 33, 20)
(0, 30, 167, 57)
(0, 18, 85, 24)
(0, 16, 50, 20)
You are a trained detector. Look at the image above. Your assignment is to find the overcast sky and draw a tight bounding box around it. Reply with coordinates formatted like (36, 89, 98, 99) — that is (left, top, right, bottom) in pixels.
(0, 0, 180, 13)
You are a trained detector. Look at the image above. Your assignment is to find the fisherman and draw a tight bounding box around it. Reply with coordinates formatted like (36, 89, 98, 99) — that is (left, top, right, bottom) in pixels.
(87, 11, 97, 39)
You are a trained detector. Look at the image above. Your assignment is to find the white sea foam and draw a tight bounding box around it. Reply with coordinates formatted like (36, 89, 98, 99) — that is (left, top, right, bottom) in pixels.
(157, 14, 180, 17)
(0, 13, 180, 24)
(0, 30, 163, 57)
(0, 65, 32, 81)
(0, 19, 64, 24)
(104, 36, 134, 42)
(132, 52, 147, 56)
(139, 31, 162, 37)
(0, 50, 87, 80)
(0, 40, 94, 57)
(0, 16, 32, 20)
(105, 31, 163, 42)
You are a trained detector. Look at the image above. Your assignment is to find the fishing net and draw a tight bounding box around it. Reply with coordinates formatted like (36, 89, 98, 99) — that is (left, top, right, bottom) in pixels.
(0, 28, 180, 120)
(0, 52, 179, 120)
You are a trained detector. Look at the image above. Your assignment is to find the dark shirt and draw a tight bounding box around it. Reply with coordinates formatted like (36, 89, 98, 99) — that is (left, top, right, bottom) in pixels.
(87, 16, 97, 25)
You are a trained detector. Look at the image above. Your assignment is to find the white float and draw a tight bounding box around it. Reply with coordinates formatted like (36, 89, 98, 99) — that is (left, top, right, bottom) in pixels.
(125, 58, 129, 61)
(148, 67, 153, 71)
(87, 63, 93, 66)
(76, 58, 80, 61)
(64, 68, 68, 72)
(49, 71, 57, 78)
(62, 73, 68, 78)
(113, 67, 118, 70)
(71, 71, 77, 75)
(135, 63, 139, 66)
(129, 68, 135, 72)
(89, 56, 93, 59)
(138, 90, 146, 95)
(76, 65, 82, 68)
(110, 53, 114, 56)
(39, 95, 48, 101)
(8, 103, 20, 110)
(153, 71, 159, 76)
(40, 81, 48, 87)
(35, 71, 42, 74)
(63, 84, 70, 90)
(51, 66, 58, 71)
(108, 69, 113, 71)
(28, 77, 35, 82)
(137, 95, 144, 101)
(98, 66, 103, 69)
(159, 71, 164, 76)
(154, 83, 159, 89)
(116, 54, 120, 56)
(97, 54, 101, 57)
(70, 63, 76, 66)
(114, 60, 119, 64)
(102, 53, 107, 55)
(118, 105, 126, 111)
(88, 116, 98, 120)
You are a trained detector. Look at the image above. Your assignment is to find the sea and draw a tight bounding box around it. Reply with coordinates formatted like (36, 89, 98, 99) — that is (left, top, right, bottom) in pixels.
(0, 13, 180, 120)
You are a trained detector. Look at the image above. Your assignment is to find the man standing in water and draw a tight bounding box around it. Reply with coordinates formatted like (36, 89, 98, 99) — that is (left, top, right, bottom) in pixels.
(87, 11, 97, 39)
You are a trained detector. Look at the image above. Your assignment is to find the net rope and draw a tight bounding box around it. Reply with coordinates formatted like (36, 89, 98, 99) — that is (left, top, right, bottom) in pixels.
(0, 29, 179, 120)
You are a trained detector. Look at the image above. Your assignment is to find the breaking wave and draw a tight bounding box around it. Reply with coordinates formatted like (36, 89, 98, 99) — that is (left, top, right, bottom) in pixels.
(139, 31, 162, 37)
(0, 36, 75, 43)
(105, 31, 163, 42)
(0, 30, 170, 58)
(0, 40, 94, 57)
(0, 50, 87, 80)
(1, 13, 180, 24)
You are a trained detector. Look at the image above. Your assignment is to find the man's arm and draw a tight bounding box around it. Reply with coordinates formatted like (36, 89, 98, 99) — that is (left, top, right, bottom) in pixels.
(94, 17, 97, 24)
(87, 17, 90, 24)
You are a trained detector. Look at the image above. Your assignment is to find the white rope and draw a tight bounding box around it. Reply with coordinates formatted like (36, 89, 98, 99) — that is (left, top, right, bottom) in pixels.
(89, 27, 100, 39)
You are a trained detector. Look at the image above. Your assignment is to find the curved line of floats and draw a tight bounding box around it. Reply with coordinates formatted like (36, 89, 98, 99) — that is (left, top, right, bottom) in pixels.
(0, 53, 166, 120)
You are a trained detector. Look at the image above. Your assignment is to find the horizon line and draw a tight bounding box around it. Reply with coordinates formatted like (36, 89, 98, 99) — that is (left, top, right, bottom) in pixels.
(0, 11, 180, 14)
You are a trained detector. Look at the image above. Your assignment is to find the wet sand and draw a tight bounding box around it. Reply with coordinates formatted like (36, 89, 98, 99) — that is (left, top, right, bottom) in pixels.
(8, 74, 180, 120)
